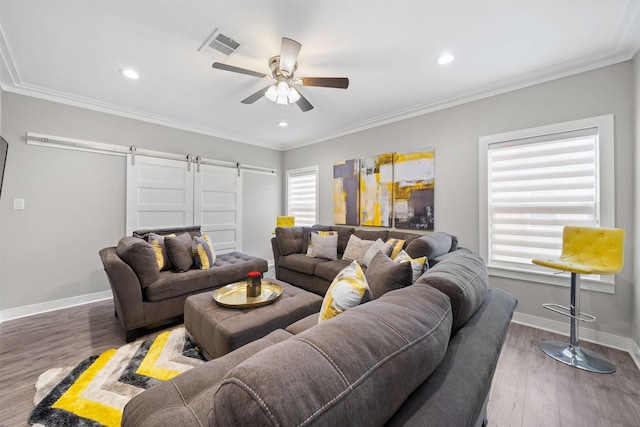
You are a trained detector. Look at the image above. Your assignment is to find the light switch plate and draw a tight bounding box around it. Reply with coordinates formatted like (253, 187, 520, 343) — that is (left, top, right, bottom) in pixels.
(13, 199, 25, 210)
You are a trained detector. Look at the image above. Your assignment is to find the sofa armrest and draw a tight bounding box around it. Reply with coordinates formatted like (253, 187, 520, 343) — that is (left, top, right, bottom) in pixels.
(271, 237, 281, 272)
(386, 288, 517, 427)
(99, 247, 145, 331)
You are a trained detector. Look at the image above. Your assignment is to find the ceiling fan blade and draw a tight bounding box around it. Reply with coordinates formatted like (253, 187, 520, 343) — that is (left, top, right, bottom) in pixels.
(280, 37, 302, 76)
(295, 91, 314, 112)
(241, 85, 272, 104)
(212, 62, 270, 79)
(297, 77, 349, 89)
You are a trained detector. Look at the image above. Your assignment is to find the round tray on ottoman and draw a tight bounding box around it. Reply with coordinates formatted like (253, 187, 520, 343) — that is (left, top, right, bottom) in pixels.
(184, 279, 323, 359)
(212, 281, 283, 309)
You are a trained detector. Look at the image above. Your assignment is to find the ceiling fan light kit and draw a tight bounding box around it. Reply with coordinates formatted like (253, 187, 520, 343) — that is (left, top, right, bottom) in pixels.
(211, 37, 349, 112)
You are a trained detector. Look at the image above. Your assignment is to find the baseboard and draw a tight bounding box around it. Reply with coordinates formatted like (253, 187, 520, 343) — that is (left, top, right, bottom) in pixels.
(0, 290, 112, 323)
(512, 312, 640, 370)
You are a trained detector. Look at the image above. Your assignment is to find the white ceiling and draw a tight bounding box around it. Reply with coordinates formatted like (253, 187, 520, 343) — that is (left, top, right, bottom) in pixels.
(1, 1, 639, 151)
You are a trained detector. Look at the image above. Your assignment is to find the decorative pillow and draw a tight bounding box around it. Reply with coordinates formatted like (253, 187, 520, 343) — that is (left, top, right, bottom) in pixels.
(164, 232, 194, 272)
(394, 250, 428, 283)
(318, 261, 372, 323)
(341, 234, 375, 264)
(307, 231, 339, 260)
(365, 251, 413, 298)
(116, 237, 159, 288)
(147, 233, 174, 271)
(362, 238, 392, 267)
(192, 233, 216, 270)
(385, 238, 406, 259)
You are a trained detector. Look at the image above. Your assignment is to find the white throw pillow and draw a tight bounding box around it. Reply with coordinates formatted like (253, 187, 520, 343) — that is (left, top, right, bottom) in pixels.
(318, 261, 372, 323)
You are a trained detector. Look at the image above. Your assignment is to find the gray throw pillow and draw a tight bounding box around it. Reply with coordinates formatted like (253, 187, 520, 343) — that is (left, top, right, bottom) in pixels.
(164, 232, 194, 272)
(116, 237, 159, 288)
(308, 232, 339, 260)
(365, 251, 413, 298)
(341, 234, 375, 263)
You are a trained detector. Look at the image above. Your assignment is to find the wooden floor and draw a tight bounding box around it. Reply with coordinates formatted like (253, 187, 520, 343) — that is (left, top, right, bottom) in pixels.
(1, 301, 639, 427)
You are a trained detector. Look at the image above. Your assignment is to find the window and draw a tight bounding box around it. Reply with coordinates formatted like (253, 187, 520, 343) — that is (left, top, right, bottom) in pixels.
(479, 115, 615, 292)
(286, 166, 318, 227)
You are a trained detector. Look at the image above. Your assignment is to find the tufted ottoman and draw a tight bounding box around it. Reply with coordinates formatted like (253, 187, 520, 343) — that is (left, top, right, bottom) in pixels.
(184, 279, 323, 359)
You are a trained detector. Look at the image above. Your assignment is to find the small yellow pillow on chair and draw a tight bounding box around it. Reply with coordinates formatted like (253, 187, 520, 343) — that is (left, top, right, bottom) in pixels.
(318, 261, 372, 323)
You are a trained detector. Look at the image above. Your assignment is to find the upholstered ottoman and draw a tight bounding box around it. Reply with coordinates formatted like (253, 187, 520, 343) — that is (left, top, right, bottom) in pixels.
(184, 280, 323, 359)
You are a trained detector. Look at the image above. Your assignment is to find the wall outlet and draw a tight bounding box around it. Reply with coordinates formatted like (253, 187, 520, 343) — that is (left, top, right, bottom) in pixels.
(13, 199, 25, 210)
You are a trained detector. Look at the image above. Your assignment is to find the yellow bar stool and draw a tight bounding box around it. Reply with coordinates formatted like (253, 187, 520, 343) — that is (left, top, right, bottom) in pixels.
(532, 226, 624, 373)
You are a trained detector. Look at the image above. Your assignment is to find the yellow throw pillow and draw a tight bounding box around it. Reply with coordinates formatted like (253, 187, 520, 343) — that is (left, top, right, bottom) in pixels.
(394, 250, 427, 283)
(148, 233, 175, 270)
(318, 261, 372, 323)
(385, 238, 406, 259)
(192, 233, 216, 270)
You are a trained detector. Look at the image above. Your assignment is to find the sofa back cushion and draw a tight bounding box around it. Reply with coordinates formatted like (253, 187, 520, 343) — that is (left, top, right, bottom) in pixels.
(116, 237, 159, 288)
(275, 226, 304, 256)
(405, 232, 458, 260)
(416, 252, 488, 334)
(209, 285, 452, 426)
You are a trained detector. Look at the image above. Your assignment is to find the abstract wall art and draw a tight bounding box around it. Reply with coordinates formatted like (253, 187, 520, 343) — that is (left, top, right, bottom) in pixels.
(359, 153, 394, 227)
(333, 158, 360, 225)
(393, 148, 435, 230)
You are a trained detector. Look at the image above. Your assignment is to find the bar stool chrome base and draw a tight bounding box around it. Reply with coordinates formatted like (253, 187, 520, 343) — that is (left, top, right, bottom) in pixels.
(539, 340, 615, 374)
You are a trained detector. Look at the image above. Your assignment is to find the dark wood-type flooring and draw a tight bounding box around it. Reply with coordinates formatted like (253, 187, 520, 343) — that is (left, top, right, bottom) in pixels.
(1, 299, 639, 426)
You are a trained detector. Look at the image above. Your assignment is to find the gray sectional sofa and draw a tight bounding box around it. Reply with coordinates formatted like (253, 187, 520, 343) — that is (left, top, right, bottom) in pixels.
(99, 226, 268, 342)
(271, 225, 471, 295)
(122, 245, 518, 426)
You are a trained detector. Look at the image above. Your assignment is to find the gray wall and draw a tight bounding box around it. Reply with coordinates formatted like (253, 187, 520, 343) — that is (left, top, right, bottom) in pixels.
(0, 92, 282, 312)
(284, 61, 636, 340)
(634, 54, 640, 351)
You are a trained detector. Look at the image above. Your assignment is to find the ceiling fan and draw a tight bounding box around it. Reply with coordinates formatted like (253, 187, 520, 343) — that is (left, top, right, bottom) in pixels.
(212, 37, 349, 112)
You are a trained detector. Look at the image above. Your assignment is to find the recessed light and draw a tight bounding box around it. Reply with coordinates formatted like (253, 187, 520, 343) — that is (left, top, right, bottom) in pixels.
(436, 53, 455, 65)
(120, 68, 140, 79)
(278, 120, 288, 127)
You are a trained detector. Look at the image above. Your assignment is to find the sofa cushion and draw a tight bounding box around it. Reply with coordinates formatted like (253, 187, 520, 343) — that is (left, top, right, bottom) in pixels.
(279, 253, 328, 275)
(341, 234, 375, 263)
(209, 284, 452, 427)
(116, 237, 159, 288)
(394, 250, 428, 283)
(192, 234, 216, 270)
(416, 252, 488, 334)
(318, 261, 372, 322)
(275, 226, 304, 256)
(365, 251, 413, 298)
(314, 259, 352, 282)
(354, 229, 389, 241)
(405, 232, 457, 260)
(165, 232, 194, 272)
(387, 230, 422, 247)
(307, 231, 339, 260)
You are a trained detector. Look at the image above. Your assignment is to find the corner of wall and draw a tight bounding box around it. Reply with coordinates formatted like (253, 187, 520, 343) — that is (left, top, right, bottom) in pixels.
(633, 52, 640, 353)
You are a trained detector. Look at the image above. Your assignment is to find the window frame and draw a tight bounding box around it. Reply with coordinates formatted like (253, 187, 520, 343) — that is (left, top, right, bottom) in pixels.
(286, 165, 319, 227)
(479, 114, 615, 293)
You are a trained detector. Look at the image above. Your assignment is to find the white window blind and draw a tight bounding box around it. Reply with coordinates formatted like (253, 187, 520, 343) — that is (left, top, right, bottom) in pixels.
(287, 166, 318, 227)
(479, 115, 615, 292)
(488, 129, 598, 267)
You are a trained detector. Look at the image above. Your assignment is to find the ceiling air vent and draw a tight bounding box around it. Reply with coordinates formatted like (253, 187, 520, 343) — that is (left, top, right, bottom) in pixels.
(198, 29, 240, 60)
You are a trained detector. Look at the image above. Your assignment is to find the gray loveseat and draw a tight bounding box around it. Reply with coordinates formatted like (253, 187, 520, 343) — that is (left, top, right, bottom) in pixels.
(272, 225, 471, 295)
(99, 226, 268, 341)
(123, 251, 518, 426)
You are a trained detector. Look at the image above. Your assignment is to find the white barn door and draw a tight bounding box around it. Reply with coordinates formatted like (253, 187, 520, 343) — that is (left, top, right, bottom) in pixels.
(194, 164, 242, 253)
(126, 155, 194, 234)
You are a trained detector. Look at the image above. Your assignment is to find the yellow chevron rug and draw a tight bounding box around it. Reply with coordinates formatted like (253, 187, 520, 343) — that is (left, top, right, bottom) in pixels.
(29, 327, 205, 427)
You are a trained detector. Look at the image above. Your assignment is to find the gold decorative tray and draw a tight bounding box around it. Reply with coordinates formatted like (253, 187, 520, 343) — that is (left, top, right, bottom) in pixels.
(212, 281, 283, 309)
